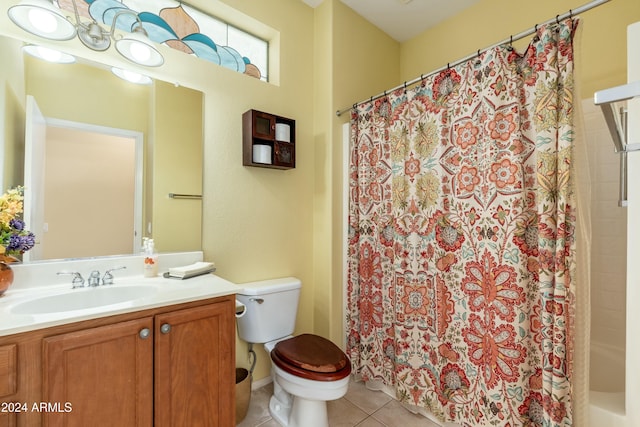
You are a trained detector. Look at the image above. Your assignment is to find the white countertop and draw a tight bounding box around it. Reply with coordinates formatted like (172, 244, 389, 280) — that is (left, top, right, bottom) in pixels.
(0, 273, 243, 336)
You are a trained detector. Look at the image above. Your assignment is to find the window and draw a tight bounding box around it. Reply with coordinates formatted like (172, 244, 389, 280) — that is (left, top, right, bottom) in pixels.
(59, 0, 269, 81)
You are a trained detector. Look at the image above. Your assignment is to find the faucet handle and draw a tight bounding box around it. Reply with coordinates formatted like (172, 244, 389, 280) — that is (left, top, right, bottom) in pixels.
(57, 271, 85, 289)
(102, 266, 127, 285)
(87, 270, 101, 287)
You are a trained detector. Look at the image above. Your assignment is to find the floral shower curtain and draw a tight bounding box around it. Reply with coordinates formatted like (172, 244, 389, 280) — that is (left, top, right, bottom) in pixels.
(347, 18, 578, 427)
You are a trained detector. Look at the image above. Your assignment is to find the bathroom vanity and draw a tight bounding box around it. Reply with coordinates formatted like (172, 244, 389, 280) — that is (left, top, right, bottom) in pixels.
(0, 255, 239, 427)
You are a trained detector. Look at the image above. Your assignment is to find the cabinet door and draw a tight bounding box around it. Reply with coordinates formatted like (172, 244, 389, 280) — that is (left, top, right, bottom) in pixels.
(0, 344, 17, 427)
(154, 300, 235, 427)
(0, 411, 15, 427)
(43, 318, 153, 427)
(252, 110, 275, 140)
(274, 142, 295, 168)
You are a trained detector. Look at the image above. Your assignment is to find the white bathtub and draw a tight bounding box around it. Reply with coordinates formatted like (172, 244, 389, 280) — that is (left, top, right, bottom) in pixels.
(589, 341, 626, 426)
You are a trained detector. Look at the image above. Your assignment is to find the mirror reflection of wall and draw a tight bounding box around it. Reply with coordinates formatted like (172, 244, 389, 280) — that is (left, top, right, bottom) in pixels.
(42, 125, 138, 260)
(0, 35, 25, 191)
(0, 35, 203, 262)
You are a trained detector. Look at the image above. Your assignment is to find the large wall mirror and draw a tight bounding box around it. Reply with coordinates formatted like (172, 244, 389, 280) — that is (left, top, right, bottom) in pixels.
(1, 34, 203, 262)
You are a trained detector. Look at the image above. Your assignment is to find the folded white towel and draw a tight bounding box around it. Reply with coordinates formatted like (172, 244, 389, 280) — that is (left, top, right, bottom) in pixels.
(166, 261, 216, 279)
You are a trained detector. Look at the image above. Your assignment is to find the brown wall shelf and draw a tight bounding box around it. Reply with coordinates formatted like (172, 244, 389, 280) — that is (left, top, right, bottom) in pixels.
(243, 109, 296, 169)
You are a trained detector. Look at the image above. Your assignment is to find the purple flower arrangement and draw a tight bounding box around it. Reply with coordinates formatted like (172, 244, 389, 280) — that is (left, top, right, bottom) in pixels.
(0, 186, 35, 257)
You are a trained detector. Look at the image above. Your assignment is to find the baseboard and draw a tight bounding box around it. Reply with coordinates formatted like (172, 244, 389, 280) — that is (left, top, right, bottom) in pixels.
(251, 374, 273, 391)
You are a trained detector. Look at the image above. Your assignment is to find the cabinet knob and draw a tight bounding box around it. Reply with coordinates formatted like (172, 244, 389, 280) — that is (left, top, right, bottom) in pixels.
(160, 323, 171, 334)
(139, 328, 151, 339)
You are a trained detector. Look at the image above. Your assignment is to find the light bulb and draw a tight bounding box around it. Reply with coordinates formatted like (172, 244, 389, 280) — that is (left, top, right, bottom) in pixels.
(35, 45, 61, 61)
(23, 45, 75, 64)
(122, 69, 143, 83)
(111, 67, 151, 85)
(28, 7, 57, 34)
(129, 42, 151, 62)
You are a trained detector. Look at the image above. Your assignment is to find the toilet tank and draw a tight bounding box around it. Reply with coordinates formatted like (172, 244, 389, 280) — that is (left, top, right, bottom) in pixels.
(236, 277, 301, 344)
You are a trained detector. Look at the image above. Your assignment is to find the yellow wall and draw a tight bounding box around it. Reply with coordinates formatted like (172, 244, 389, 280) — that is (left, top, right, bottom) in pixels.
(184, 0, 315, 380)
(24, 58, 150, 133)
(151, 81, 203, 253)
(400, 0, 640, 98)
(313, 0, 401, 345)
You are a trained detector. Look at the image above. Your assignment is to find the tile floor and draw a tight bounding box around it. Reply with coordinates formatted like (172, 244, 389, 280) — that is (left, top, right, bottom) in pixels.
(237, 379, 442, 427)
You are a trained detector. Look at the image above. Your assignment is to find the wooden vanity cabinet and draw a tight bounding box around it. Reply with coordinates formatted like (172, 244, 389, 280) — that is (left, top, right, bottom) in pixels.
(43, 317, 154, 427)
(0, 344, 18, 427)
(0, 295, 235, 427)
(154, 302, 234, 427)
(0, 332, 42, 427)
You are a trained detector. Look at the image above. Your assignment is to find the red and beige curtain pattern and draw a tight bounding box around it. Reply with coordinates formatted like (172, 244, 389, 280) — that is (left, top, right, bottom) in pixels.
(346, 18, 578, 427)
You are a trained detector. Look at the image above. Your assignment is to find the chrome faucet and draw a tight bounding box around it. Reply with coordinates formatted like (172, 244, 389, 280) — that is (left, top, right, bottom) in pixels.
(57, 271, 85, 289)
(87, 270, 101, 287)
(102, 266, 126, 285)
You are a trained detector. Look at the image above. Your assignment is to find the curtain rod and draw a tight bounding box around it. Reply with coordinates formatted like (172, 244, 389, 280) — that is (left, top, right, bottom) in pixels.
(336, 0, 611, 117)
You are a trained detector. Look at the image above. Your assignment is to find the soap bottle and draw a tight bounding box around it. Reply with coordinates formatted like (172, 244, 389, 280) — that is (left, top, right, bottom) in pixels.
(143, 238, 158, 278)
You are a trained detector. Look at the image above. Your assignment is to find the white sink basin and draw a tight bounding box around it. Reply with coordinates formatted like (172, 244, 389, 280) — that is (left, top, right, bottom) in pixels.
(10, 286, 157, 315)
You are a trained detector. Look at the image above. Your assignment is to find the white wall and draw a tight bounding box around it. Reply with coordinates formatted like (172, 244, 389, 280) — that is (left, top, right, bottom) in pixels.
(625, 21, 640, 427)
(582, 99, 627, 351)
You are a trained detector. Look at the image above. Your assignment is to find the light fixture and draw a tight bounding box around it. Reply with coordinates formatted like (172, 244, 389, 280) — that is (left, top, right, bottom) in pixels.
(7, 0, 164, 67)
(113, 23, 164, 67)
(111, 67, 152, 85)
(8, 0, 76, 40)
(23, 44, 75, 63)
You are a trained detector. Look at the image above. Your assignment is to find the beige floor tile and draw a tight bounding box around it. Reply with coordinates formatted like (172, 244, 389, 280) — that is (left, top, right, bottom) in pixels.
(354, 418, 387, 427)
(239, 380, 446, 427)
(327, 397, 369, 426)
(237, 383, 273, 427)
(253, 420, 281, 427)
(343, 380, 393, 415)
(371, 400, 441, 427)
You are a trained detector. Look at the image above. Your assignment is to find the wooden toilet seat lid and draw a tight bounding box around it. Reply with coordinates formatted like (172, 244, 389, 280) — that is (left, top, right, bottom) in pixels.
(271, 334, 351, 381)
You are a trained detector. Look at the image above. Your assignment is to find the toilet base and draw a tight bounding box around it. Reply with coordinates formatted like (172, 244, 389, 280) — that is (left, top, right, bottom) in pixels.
(264, 337, 350, 427)
(269, 394, 329, 427)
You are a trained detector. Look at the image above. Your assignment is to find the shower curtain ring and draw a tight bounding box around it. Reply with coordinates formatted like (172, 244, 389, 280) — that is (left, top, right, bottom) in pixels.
(556, 14, 560, 24)
(569, 9, 573, 18)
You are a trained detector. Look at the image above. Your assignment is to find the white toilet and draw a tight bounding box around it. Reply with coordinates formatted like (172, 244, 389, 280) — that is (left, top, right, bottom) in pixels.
(236, 277, 351, 427)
